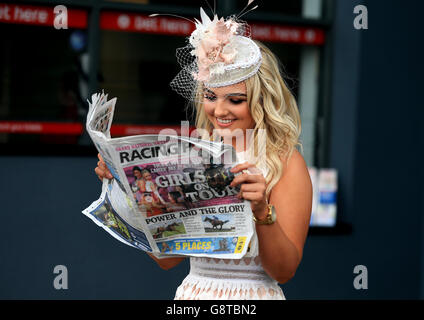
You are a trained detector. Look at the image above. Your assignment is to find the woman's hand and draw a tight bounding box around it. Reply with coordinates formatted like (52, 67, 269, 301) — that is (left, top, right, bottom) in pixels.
(94, 153, 113, 181)
(230, 162, 268, 220)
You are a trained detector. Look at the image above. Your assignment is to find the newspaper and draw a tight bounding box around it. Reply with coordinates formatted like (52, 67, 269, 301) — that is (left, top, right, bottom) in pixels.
(82, 92, 257, 259)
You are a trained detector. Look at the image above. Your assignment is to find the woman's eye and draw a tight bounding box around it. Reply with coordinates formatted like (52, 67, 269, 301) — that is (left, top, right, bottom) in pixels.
(230, 99, 245, 105)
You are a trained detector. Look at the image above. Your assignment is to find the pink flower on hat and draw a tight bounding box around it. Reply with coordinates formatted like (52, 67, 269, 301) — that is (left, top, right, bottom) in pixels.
(190, 9, 239, 81)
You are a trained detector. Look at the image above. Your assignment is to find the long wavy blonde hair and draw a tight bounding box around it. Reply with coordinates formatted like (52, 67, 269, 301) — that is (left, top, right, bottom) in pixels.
(192, 41, 302, 196)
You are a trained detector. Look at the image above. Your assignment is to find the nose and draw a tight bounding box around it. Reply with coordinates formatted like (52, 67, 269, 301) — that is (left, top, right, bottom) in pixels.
(213, 98, 229, 118)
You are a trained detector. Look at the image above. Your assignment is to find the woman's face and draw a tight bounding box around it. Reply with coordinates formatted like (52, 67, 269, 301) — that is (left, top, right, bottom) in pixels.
(143, 172, 152, 181)
(133, 170, 142, 179)
(167, 193, 176, 203)
(203, 82, 255, 137)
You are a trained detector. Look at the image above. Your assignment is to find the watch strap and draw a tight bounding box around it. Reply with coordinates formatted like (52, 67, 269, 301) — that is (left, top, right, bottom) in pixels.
(253, 204, 275, 225)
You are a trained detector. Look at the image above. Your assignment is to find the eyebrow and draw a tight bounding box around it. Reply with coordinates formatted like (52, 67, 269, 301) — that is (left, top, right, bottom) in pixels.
(203, 88, 247, 98)
(225, 93, 247, 98)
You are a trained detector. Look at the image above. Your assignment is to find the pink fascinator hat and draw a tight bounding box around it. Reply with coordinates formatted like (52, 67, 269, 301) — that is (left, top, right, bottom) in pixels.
(152, 1, 262, 101)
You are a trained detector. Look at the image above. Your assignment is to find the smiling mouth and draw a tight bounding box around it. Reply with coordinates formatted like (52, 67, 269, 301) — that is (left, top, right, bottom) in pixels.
(216, 118, 236, 124)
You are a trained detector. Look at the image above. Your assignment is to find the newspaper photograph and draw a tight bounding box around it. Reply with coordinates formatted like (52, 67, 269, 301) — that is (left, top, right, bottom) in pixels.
(82, 92, 256, 259)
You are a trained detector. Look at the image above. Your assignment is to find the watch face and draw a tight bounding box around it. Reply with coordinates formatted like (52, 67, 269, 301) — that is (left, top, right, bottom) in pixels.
(270, 206, 277, 222)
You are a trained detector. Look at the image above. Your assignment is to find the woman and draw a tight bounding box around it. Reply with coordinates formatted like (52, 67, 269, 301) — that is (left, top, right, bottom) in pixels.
(131, 166, 144, 204)
(165, 191, 188, 213)
(140, 192, 166, 217)
(140, 168, 166, 204)
(95, 5, 312, 299)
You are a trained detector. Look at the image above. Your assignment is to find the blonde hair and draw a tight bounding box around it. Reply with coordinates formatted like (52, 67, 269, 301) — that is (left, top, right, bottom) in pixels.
(192, 41, 302, 196)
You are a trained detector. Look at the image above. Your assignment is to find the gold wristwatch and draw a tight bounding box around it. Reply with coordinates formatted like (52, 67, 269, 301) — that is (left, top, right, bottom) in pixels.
(253, 204, 276, 225)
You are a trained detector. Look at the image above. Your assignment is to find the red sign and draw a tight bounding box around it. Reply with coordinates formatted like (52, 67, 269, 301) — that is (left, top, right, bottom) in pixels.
(0, 121, 83, 135)
(100, 11, 325, 45)
(0, 3, 87, 28)
(0, 121, 194, 136)
(100, 11, 195, 36)
(250, 22, 325, 45)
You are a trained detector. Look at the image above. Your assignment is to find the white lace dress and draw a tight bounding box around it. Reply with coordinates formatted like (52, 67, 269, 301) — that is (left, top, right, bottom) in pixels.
(174, 150, 286, 300)
(174, 256, 285, 300)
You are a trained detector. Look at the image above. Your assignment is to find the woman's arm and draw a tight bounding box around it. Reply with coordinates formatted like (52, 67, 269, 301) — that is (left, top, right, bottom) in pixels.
(231, 149, 312, 284)
(147, 253, 186, 270)
(259, 150, 312, 283)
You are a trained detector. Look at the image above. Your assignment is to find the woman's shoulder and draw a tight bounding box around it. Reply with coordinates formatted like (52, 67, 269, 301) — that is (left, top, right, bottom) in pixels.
(280, 148, 306, 169)
(279, 148, 310, 181)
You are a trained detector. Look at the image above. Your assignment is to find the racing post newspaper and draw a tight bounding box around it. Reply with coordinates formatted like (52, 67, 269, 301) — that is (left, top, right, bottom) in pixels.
(82, 92, 258, 259)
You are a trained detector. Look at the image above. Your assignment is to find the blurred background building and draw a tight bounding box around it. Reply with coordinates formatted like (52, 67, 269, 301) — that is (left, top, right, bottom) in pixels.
(0, 0, 422, 299)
